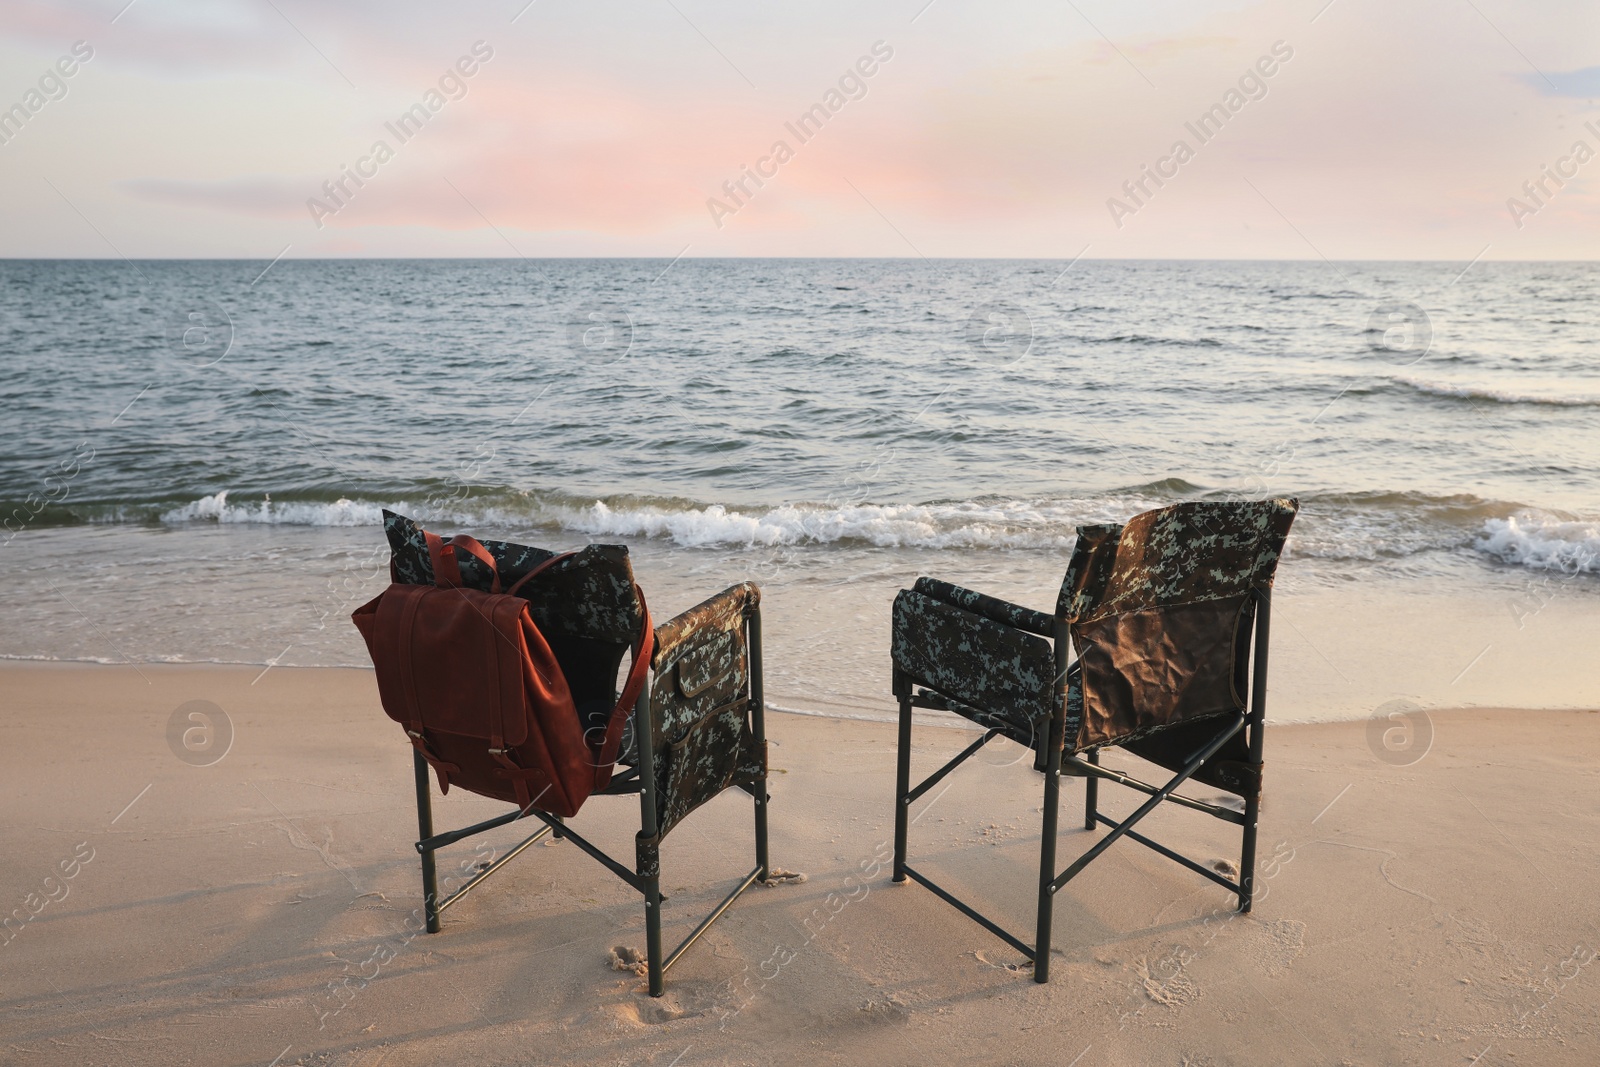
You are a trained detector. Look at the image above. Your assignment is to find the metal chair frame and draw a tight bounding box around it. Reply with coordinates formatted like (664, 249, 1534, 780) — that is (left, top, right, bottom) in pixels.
(410, 603, 770, 997)
(892, 586, 1272, 983)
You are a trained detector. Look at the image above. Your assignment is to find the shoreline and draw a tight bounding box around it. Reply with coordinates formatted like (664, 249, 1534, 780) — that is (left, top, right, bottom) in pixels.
(3, 659, 1598, 724)
(5, 519, 1598, 726)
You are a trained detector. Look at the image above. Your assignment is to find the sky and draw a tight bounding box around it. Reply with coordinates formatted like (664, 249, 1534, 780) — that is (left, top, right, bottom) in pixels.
(0, 0, 1595, 259)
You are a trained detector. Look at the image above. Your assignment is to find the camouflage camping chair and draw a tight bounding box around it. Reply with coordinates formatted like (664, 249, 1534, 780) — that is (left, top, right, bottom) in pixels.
(889, 499, 1297, 981)
(378, 512, 769, 997)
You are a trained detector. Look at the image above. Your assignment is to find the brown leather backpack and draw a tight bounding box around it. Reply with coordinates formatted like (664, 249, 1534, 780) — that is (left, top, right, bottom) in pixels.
(353, 531, 652, 818)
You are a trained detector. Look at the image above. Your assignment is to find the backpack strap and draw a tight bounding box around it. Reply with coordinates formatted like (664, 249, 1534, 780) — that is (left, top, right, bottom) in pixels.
(393, 585, 462, 793)
(593, 587, 654, 788)
(425, 531, 463, 589)
(494, 550, 652, 797)
(483, 594, 536, 811)
(425, 530, 507, 593)
(447, 534, 502, 593)
(487, 550, 580, 813)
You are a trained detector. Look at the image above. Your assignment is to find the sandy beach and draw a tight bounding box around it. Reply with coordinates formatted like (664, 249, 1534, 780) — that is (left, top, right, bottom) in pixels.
(2, 662, 1596, 1066)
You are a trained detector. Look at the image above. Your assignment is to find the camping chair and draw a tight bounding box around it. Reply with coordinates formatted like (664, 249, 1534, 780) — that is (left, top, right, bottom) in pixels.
(373, 511, 770, 997)
(889, 498, 1297, 981)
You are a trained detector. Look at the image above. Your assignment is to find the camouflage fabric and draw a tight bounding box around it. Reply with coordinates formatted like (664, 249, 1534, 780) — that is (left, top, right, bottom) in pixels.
(385, 510, 555, 589)
(650, 583, 756, 740)
(889, 499, 1295, 772)
(1119, 716, 1261, 796)
(1058, 499, 1298, 754)
(383, 510, 644, 643)
(911, 577, 1053, 636)
(911, 689, 1065, 752)
(891, 587, 1056, 740)
(653, 582, 759, 673)
(645, 583, 765, 838)
(655, 698, 765, 838)
(1056, 499, 1298, 622)
(517, 545, 645, 644)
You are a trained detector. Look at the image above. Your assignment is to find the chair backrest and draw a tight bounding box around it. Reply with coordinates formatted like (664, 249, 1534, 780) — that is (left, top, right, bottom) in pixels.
(384, 511, 645, 642)
(1056, 498, 1297, 752)
(383, 511, 645, 741)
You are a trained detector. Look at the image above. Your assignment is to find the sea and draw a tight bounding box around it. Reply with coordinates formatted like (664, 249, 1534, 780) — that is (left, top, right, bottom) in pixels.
(3, 258, 1597, 724)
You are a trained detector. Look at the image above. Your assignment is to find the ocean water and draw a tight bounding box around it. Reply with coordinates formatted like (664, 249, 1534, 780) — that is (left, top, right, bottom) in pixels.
(2, 258, 1597, 721)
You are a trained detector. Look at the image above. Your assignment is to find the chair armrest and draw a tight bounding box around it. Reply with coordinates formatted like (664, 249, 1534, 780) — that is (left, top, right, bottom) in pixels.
(652, 581, 760, 671)
(892, 587, 1056, 733)
(913, 577, 1054, 636)
(645, 582, 765, 838)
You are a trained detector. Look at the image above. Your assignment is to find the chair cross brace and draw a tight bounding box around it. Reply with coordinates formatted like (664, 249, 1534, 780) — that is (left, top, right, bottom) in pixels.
(413, 747, 769, 988)
(902, 726, 1002, 807)
(900, 865, 1036, 960)
(1061, 755, 1246, 824)
(893, 587, 1272, 983)
(1089, 813, 1240, 895)
(1048, 714, 1244, 895)
(409, 602, 771, 997)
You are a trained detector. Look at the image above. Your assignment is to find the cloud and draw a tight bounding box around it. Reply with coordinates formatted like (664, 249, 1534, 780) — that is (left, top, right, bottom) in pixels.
(1519, 66, 1600, 98)
(120, 177, 306, 219)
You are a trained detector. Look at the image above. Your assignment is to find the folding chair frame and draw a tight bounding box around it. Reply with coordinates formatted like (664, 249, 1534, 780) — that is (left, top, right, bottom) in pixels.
(892, 586, 1271, 983)
(410, 604, 770, 997)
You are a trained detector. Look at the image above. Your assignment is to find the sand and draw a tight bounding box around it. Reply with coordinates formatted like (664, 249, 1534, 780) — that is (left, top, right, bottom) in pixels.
(1, 662, 1597, 1066)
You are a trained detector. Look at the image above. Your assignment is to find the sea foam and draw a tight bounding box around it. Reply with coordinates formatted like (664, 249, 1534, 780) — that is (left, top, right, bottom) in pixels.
(161, 491, 387, 527)
(153, 489, 1600, 576)
(1394, 376, 1600, 408)
(1476, 514, 1600, 574)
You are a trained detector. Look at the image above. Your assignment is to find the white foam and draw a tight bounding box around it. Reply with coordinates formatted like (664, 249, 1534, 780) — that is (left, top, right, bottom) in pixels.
(1476, 513, 1600, 574)
(161, 491, 387, 527)
(149, 490, 1600, 577)
(155, 489, 1127, 548)
(553, 499, 1085, 550)
(1394, 376, 1600, 408)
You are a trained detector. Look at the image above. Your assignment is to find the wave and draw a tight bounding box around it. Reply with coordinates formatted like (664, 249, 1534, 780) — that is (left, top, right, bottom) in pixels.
(161, 491, 387, 526)
(1391, 376, 1600, 408)
(557, 499, 1087, 550)
(153, 490, 1124, 549)
(1087, 334, 1224, 348)
(1475, 513, 1600, 574)
(16, 485, 1598, 577)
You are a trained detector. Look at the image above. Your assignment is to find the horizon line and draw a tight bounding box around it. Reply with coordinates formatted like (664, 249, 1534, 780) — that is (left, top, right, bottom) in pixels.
(3, 255, 1596, 264)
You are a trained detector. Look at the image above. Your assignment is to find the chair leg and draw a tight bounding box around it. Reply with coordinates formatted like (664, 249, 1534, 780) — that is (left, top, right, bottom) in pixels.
(753, 782, 770, 883)
(1083, 748, 1099, 831)
(1034, 712, 1065, 983)
(645, 876, 665, 997)
(750, 611, 770, 882)
(893, 692, 912, 883)
(413, 749, 441, 934)
(1238, 791, 1260, 913)
(1239, 586, 1271, 914)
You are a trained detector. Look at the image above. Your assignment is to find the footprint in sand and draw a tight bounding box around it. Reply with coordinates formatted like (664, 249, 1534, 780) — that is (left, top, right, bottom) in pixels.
(607, 944, 649, 977)
(971, 949, 1029, 973)
(1252, 918, 1306, 978)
